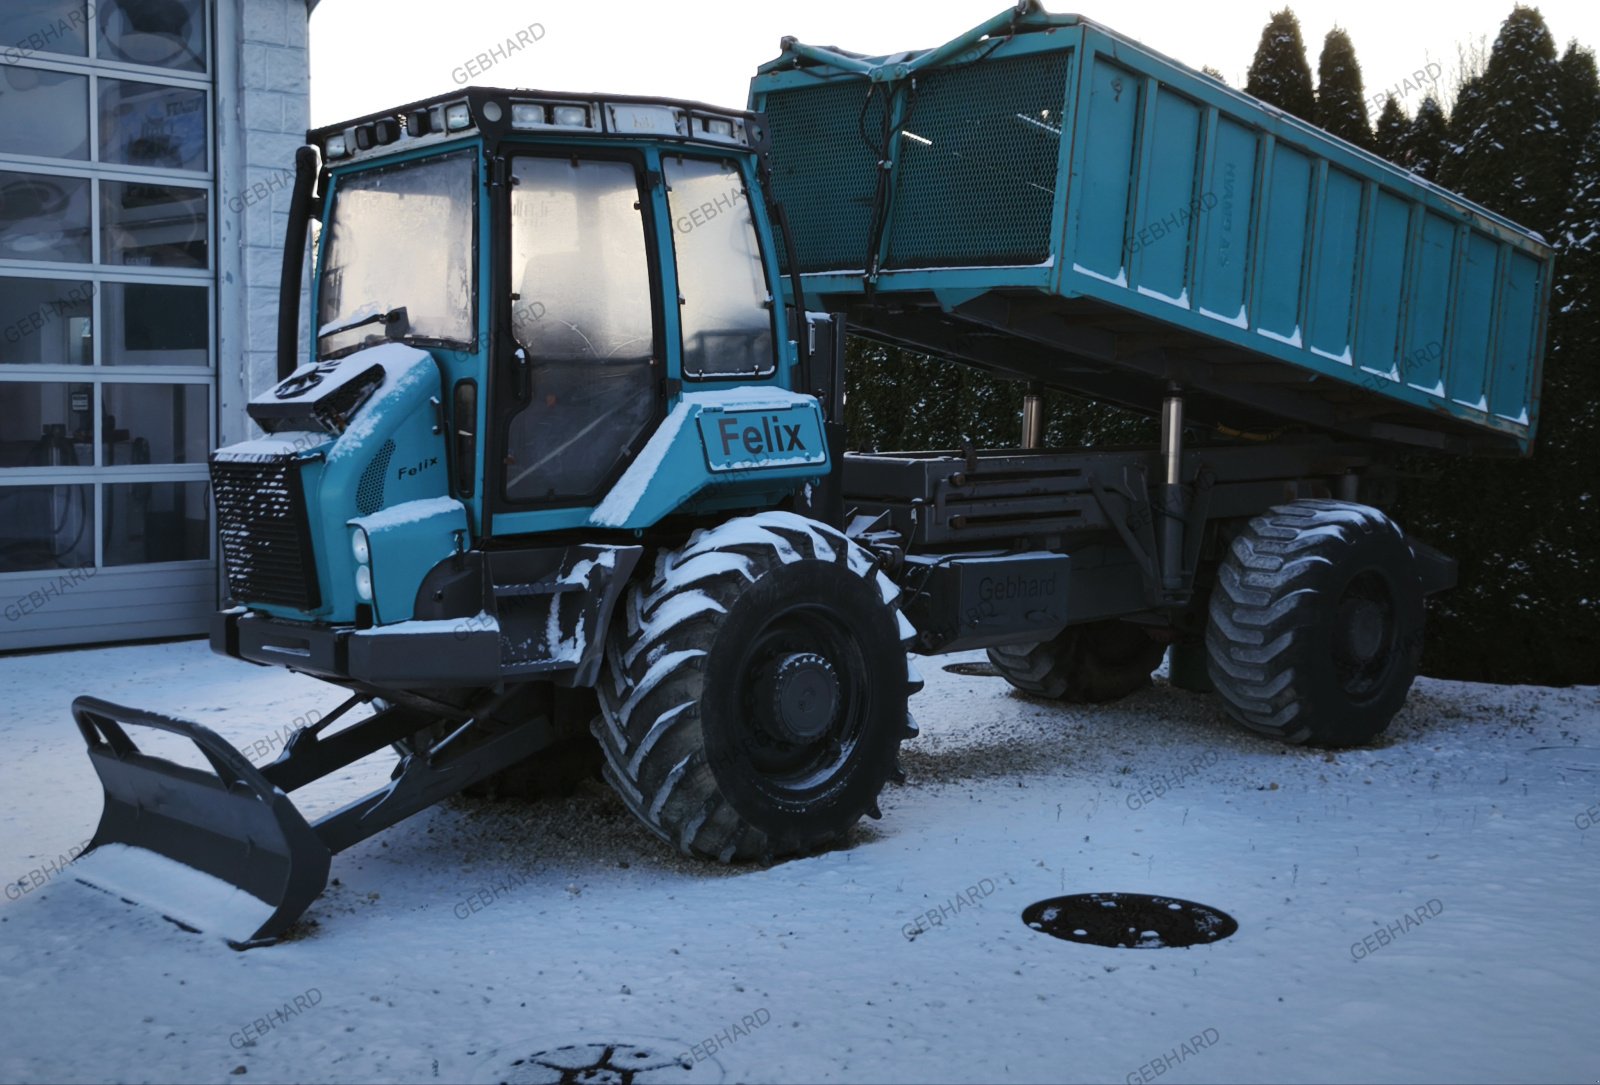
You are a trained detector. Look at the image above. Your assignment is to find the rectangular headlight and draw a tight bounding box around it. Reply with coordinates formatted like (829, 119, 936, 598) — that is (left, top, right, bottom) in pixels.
(511, 103, 545, 129)
(551, 104, 589, 127)
(445, 102, 472, 131)
(610, 104, 679, 137)
(325, 133, 348, 159)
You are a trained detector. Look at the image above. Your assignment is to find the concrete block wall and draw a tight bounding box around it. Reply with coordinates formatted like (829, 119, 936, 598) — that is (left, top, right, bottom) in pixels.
(217, 0, 311, 450)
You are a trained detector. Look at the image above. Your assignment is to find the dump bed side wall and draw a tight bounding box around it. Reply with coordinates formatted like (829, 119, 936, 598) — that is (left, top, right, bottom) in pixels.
(1058, 26, 1550, 449)
(752, 18, 1554, 453)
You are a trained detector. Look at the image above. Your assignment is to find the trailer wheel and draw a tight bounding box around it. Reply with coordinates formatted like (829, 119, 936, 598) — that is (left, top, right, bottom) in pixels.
(986, 621, 1167, 703)
(1206, 499, 1423, 747)
(593, 511, 917, 861)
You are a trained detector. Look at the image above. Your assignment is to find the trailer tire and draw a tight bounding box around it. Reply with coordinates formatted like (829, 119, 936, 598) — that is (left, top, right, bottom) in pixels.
(593, 511, 916, 862)
(1206, 500, 1423, 748)
(986, 621, 1167, 703)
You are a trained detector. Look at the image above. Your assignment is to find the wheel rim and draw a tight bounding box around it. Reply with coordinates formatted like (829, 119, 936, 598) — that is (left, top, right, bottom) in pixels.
(734, 603, 869, 792)
(1332, 570, 1396, 699)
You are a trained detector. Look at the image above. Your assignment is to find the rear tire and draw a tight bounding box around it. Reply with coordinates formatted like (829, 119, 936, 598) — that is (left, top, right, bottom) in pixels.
(594, 511, 916, 861)
(1206, 499, 1423, 747)
(418, 686, 601, 801)
(986, 621, 1167, 704)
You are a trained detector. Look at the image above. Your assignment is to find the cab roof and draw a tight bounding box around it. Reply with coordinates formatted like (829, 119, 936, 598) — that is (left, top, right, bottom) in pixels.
(309, 87, 766, 168)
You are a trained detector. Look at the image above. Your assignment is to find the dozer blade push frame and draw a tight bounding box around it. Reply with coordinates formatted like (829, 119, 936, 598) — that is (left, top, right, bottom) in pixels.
(71, 692, 559, 948)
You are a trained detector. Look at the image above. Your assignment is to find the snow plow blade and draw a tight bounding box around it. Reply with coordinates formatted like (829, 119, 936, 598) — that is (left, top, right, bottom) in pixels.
(72, 696, 331, 948)
(71, 690, 560, 947)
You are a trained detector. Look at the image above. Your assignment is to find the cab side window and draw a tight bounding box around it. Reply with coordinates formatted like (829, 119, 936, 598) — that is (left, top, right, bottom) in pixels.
(664, 157, 775, 379)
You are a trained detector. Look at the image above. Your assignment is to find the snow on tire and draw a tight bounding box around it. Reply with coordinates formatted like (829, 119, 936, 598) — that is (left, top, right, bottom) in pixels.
(1205, 499, 1424, 748)
(593, 511, 918, 862)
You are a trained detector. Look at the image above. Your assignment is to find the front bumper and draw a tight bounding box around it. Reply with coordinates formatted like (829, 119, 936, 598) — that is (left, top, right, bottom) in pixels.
(210, 542, 642, 690)
(212, 609, 506, 688)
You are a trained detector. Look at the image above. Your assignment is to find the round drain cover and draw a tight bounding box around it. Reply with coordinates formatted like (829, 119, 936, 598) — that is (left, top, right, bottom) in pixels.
(495, 1042, 724, 1085)
(1023, 893, 1237, 948)
(943, 661, 1003, 677)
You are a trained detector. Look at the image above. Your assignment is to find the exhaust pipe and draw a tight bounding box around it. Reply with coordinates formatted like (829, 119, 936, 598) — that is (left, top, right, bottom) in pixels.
(277, 145, 321, 383)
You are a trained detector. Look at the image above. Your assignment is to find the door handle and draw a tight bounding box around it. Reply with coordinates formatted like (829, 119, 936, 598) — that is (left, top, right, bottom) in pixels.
(513, 346, 530, 402)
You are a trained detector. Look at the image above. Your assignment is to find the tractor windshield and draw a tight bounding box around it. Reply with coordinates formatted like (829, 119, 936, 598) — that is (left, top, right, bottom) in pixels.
(315, 150, 476, 359)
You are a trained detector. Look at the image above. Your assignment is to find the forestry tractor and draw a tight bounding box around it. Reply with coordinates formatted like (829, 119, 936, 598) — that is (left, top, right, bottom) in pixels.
(69, 4, 1551, 944)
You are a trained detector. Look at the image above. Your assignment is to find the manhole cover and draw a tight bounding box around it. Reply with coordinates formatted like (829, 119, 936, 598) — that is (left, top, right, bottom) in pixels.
(494, 1042, 724, 1085)
(1022, 893, 1238, 948)
(944, 661, 1003, 677)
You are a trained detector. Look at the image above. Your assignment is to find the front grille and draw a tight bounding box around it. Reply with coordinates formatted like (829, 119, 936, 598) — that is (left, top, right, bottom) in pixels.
(211, 455, 322, 610)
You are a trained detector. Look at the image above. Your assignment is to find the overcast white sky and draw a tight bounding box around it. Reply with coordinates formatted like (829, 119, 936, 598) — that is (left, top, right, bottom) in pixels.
(310, 0, 1599, 127)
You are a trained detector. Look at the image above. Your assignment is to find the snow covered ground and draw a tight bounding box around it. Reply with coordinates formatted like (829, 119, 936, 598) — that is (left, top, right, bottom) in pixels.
(0, 637, 1596, 1084)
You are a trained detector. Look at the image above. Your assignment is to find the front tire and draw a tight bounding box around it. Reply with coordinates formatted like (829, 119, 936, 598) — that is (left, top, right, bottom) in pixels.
(594, 511, 916, 861)
(1206, 499, 1424, 747)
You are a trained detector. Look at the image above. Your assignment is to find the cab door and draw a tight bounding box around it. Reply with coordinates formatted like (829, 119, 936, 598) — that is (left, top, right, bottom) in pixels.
(493, 152, 664, 509)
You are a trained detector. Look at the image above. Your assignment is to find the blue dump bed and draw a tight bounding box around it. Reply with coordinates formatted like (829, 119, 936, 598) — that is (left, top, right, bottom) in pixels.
(750, 9, 1554, 454)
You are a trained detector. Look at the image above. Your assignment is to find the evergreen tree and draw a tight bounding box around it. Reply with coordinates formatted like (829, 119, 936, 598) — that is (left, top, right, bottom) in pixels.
(1557, 43, 1600, 166)
(1532, 119, 1600, 681)
(1245, 9, 1316, 123)
(844, 338, 1153, 454)
(1200, 65, 1228, 85)
(1435, 6, 1564, 236)
(1393, 6, 1597, 684)
(1373, 95, 1409, 163)
(1398, 96, 1449, 180)
(1315, 28, 1373, 147)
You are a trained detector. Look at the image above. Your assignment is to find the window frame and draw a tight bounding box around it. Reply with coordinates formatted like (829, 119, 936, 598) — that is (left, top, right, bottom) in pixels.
(661, 152, 779, 381)
(0, 4, 216, 579)
(313, 147, 481, 360)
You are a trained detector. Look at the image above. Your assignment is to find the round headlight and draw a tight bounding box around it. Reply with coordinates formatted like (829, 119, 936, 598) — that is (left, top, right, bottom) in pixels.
(355, 565, 373, 601)
(351, 529, 370, 565)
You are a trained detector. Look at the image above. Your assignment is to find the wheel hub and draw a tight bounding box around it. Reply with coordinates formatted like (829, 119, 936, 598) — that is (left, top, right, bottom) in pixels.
(1333, 570, 1397, 696)
(1342, 599, 1386, 660)
(755, 652, 840, 744)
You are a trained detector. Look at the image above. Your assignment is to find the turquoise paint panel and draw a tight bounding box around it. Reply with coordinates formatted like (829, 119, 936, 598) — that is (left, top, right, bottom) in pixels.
(1489, 250, 1541, 421)
(588, 391, 830, 530)
(1130, 88, 1201, 303)
(1073, 56, 1140, 280)
(1400, 212, 1455, 394)
(1356, 191, 1410, 377)
(351, 498, 469, 624)
(1305, 168, 1361, 361)
(1448, 233, 1498, 407)
(478, 506, 596, 536)
(1256, 145, 1312, 340)
(1193, 117, 1257, 324)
